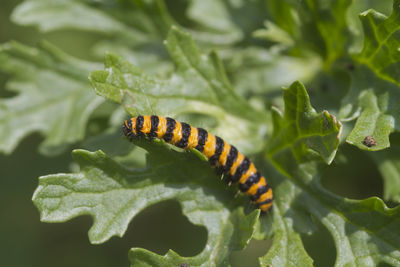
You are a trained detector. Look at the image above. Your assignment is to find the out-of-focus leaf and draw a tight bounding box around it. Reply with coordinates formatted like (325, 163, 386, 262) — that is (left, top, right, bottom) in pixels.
(267, 0, 351, 66)
(265, 0, 297, 38)
(369, 137, 400, 202)
(33, 147, 259, 266)
(340, 1, 400, 150)
(89, 27, 268, 153)
(186, 0, 267, 46)
(224, 47, 322, 96)
(11, 0, 176, 76)
(12, 0, 173, 42)
(12, 0, 258, 50)
(0, 41, 103, 155)
(185, 0, 243, 45)
(253, 21, 294, 47)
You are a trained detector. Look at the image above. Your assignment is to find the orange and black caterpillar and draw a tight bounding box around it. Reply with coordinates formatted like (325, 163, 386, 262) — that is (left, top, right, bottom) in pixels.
(122, 115, 273, 212)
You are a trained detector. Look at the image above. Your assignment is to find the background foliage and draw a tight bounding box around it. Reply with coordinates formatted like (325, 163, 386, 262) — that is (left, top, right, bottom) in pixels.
(1, 0, 400, 266)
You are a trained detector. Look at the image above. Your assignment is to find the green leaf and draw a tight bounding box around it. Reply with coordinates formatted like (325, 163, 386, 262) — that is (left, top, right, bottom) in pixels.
(185, 0, 243, 45)
(89, 26, 268, 153)
(186, 0, 268, 46)
(267, 0, 351, 66)
(253, 21, 295, 47)
(12, 0, 173, 41)
(0, 41, 103, 155)
(12, 0, 400, 265)
(340, 1, 400, 151)
(357, 5, 400, 80)
(12, 0, 255, 50)
(268, 81, 342, 166)
(33, 148, 260, 265)
(225, 47, 322, 96)
(11, 0, 176, 76)
(263, 81, 400, 266)
(346, 85, 394, 151)
(260, 201, 313, 267)
(369, 136, 400, 202)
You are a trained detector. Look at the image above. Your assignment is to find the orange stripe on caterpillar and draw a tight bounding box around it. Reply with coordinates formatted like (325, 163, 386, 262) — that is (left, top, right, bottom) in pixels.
(122, 115, 273, 212)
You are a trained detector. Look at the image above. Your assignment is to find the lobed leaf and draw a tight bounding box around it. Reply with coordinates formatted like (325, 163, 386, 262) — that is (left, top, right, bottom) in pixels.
(0, 41, 103, 155)
(11, 0, 325, 98)
(33, 147, 260, 266)
(345, 84, 394, 151)
(89, 26, 268, 154)
(14, 0, 400, 266)
(340, 0, 400, 151)
(268, 81, 342, 166)
(263, 81, 400, 266)
(260, 199, 313, 267)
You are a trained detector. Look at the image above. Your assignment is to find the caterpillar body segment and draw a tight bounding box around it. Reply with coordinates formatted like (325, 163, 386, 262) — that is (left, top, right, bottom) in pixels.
(123, 115, 273, 212)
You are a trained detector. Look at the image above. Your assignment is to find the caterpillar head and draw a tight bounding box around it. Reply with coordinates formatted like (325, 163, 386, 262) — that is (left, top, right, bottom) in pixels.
(122, 119, 136, 139)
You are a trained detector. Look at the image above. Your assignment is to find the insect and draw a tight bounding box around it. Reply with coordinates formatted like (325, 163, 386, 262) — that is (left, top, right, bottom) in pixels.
(362, 136, 377, 147)
(122, 115, 273, 212)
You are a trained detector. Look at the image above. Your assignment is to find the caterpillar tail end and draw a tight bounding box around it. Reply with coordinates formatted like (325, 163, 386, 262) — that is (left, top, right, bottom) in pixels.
(259, 199, 273, 213)
(256, 186, 273, 213)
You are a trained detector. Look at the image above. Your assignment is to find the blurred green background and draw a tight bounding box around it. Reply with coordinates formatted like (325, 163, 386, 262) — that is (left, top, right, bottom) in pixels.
(0, 1, 388, 266)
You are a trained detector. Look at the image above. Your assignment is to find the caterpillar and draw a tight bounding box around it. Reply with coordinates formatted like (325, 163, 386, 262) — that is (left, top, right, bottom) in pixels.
(122, 115, 273, 212)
